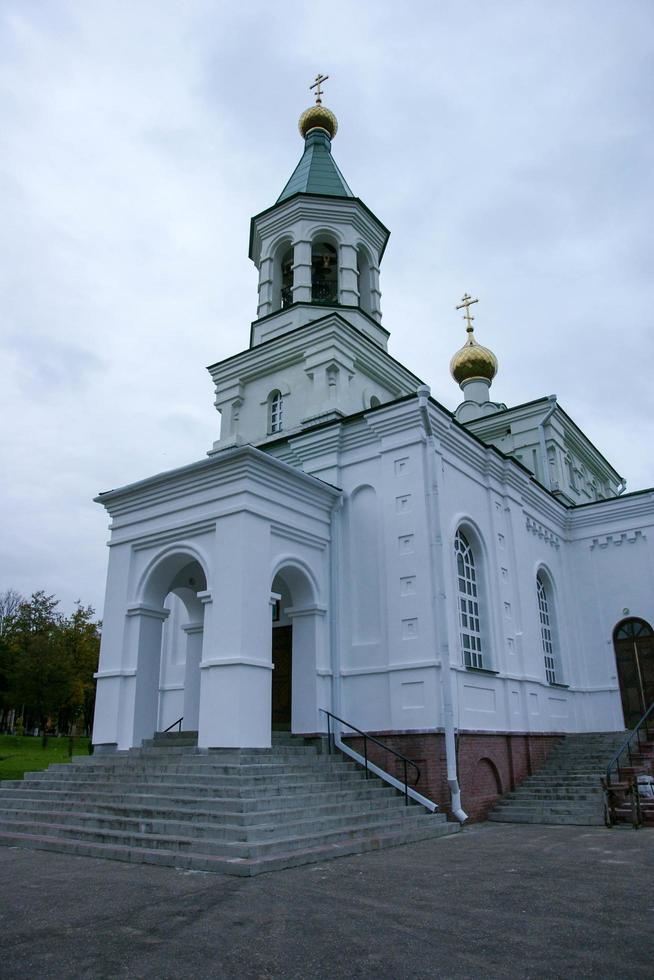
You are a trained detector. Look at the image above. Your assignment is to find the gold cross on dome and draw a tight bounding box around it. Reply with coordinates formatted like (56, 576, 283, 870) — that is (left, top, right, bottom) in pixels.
(310, 73, 329, 105)
(456, 293, 479, 333)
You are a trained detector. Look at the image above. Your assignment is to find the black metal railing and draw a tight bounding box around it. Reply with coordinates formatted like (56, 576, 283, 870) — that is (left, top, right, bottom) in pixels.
(320, 709, 420, 806)
(606, 701, 654, 786)
(603, 701, 654, 828)
(162, 716, 183, 733)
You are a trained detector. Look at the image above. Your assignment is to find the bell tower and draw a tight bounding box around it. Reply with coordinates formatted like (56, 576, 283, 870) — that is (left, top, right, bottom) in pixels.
(207, 80, 422, 452)
(248, 76, 390, 350)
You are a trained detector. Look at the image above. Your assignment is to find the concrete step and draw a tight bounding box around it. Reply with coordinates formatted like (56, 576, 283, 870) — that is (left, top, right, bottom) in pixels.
(0, 802, 436, 845)
(0, 736, 456, 874)
(487, 732, 624, 826)
(0, 817, 459, 877)
(0, 808, 450, 860)
(0, 791, 409, 826)
(0, 781, 398, 813)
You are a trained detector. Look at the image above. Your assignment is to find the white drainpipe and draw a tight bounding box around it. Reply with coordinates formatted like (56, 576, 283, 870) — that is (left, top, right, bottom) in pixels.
(417, 385, 468, 824)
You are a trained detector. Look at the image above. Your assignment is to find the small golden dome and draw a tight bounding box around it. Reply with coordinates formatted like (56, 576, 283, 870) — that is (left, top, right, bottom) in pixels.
(450, 331, 498, 386)
(299, 104, 338, 139)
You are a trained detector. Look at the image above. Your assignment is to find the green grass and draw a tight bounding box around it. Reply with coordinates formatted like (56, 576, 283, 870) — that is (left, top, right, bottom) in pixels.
(0, 734, 92, 781)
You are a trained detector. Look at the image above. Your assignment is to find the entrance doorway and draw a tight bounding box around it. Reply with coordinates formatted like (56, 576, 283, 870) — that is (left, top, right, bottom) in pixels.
(613, 618, 654, 728)
(271, 625, 292, 730)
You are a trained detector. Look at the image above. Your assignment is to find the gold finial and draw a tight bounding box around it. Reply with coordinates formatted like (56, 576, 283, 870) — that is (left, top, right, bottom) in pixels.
(310, 73, 329, 105)
(299, 73, 337, 139)
(456, 293, 479, 337)
(450, 293, 498, 386)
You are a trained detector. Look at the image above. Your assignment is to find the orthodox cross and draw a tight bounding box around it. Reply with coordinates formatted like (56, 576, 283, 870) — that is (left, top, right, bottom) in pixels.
(456, 293, 479, 334)
(310, 73, 329, 105)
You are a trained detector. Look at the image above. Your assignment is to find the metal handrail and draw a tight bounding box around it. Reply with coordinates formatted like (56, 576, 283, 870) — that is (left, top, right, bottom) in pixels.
(320, 709, 420, 806)
(606, 700, 654, 785)
(162, 716, 183, 733)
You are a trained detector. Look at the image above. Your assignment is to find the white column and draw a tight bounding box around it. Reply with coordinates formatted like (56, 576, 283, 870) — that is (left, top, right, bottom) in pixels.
(370, 264, 383, 321)
(286, 604, 328, 734)
(126, 604, 170, 748)
(292, 240, 312, 304)
(339, 243, 359, 306)
(257, 255, 274, 317)
(182, 620, 204, 731)
(197, 515, 273, 747)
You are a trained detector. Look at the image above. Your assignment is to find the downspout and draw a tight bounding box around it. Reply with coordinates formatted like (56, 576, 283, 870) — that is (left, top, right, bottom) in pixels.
(329, 494, 344, 727)
(417, 385, 468, 824)
(537, 395, 558, 489)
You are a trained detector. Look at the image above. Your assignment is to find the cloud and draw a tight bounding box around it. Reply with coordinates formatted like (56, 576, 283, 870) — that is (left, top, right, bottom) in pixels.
(0, 0, 652, 612)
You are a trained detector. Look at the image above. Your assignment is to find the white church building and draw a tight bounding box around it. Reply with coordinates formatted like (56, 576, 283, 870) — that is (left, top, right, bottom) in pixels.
(92, 91, 654, 820)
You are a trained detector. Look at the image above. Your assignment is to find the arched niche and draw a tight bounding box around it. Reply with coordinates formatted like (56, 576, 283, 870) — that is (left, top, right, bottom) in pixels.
(349, 485, 382, 645)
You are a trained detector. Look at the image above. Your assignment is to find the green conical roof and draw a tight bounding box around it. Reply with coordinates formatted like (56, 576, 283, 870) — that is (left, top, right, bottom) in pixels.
(277, 130, 353, 203)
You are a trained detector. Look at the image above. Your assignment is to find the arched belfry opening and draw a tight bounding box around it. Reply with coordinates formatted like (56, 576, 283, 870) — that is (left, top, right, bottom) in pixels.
(131, 552, 208, 746)
(280, 246, 294, 308)
(311, 240, 338, 304)
(271, 563, 325, 734)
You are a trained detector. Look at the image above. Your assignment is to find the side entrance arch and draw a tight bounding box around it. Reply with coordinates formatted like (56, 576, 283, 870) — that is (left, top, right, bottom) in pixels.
(130, 551, 209, 746)
(613, 618, 654, 728)
(271, 562, 327, 735)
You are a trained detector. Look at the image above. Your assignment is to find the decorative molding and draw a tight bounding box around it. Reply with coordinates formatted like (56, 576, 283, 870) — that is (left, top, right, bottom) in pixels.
(525, 515, 560, 549)
(285, 604, 328, 619)
(199, 657, 273, 670)
(125, 604, 170, 621)
(93, 669, 137, 680)
(590, 529, 646, 550)
(181, 621, 204, 634)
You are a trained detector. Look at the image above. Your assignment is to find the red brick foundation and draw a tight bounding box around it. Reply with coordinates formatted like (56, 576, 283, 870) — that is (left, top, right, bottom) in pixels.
(342, 730, 564, 822)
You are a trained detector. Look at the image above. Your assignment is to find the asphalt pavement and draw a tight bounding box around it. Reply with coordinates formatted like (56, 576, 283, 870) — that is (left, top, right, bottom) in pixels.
(0, 823, 652, 979)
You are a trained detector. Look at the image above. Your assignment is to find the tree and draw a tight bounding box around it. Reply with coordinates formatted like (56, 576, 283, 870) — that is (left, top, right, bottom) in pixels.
(57, 603, 101, 733)
(0, 589, 24, 724)
(8, 592, 68, 733)
(0, 589, 22, 636)
(0, 590, 101, 735)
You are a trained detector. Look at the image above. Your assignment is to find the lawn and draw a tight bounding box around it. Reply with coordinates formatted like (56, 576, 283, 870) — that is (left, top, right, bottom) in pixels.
(0, 735, 92, 781)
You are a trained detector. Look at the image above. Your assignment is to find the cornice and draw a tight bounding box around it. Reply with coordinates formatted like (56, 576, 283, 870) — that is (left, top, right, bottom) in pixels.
(208, 314, 422, 395)
(249, 193, 390, 263)
(95, 445, 341, 519)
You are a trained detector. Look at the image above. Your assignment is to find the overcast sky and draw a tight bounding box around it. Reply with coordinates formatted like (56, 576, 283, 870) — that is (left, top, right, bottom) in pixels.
(1, 0, 653, 615)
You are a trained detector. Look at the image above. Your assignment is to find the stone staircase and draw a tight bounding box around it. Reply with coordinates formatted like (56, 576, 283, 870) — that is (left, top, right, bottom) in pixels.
(488, 732, 628, 826)
(0, 732, 458, 875)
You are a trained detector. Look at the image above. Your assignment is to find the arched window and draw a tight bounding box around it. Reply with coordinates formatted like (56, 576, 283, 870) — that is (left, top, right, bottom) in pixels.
(280, 247, 294, 308)
(537, 574, 558, 684)
(269, 390, 283, 434)
(311, 241, 338, 304)
(369, 395, 381, 408)
(455, 529, 484, 669)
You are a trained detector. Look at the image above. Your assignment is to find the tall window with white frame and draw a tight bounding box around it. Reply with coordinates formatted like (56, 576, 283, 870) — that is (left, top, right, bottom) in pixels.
(537, 574, 557, 684)
(455, 529, 484, 669)
(269, 390, 283, 434)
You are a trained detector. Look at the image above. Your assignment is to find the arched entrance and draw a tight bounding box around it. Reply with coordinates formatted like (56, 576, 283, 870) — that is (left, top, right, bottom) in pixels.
(270, 563, 325, 735)
(613, 618, 654, 728)
(131, 552, 208, 745)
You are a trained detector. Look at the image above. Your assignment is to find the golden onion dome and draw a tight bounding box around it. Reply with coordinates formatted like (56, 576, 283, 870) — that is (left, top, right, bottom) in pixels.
(299, 104, 338, 139)
(450, 329, 498, 386)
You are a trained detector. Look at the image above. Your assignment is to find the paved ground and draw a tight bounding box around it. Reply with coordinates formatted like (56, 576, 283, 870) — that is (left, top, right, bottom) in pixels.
(0, 823, 652, 979)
